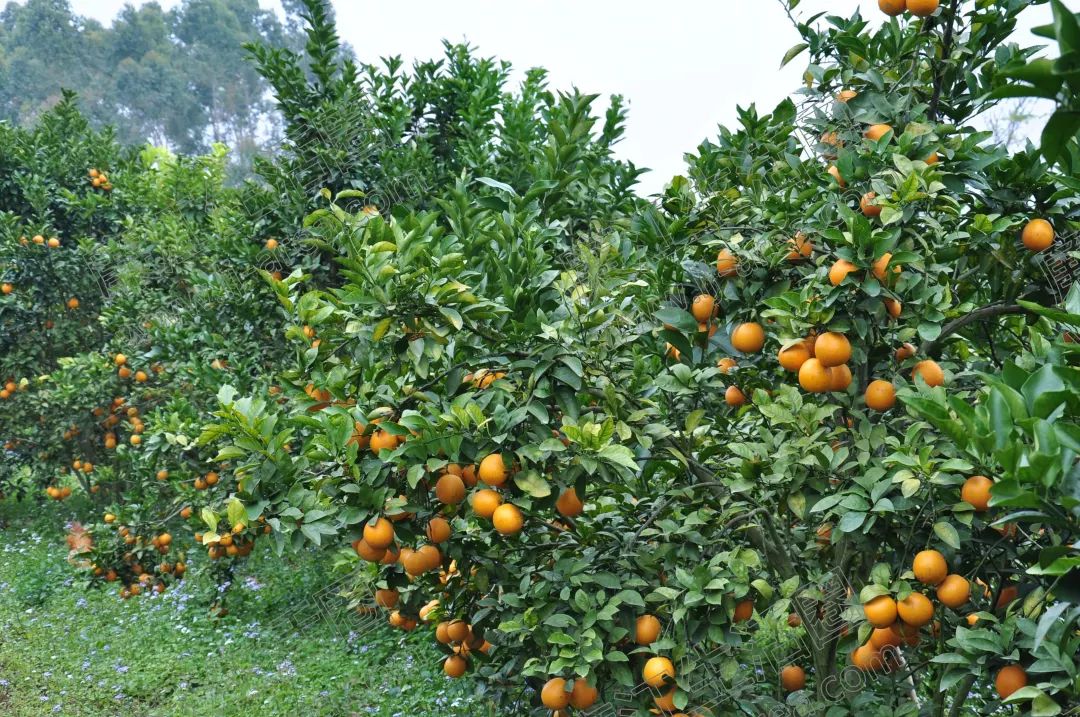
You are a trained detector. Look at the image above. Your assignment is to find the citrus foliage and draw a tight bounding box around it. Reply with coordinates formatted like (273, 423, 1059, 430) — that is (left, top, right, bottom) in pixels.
(3, 1, 1080, 716)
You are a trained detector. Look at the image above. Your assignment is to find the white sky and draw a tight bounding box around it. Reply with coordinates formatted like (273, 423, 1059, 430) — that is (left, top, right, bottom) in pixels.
(66, 0, 1053, 193)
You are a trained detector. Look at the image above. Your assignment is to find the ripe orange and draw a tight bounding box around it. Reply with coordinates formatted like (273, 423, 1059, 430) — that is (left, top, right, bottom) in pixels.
(780, 665, 805, 692)
(354, 538, 386, 562)
(47, 237, 60, 248)
(908, 0, 939, 16)
(642, 656, 675, 688)
(997, 584, 1019, 609)
(717, 357, 737, 374)
(369, 429, 398, 455)
(446, 619, 470, 642)
(363, 518, 395, 549)
(865, 124, 894, 142)
(716, 248, 738, 277)
(1021, 218, 1054, 252)
(653, 689, 677, 711)
(814, 332, 850, 367)
(851, 643, 884, 671)
(435, 622, 451, 643)
(375, 588, 399, 608)
(799, 358, 832, 393)
(636, 614, 662, 645)
(733, 599, 754, 623)
(118, 366, 132, 379)
(134, 370, 148, 383)
(860, 191, 882, 217)
(872, 253, 901, 282)
(912, 550, 948, 585)
(568, 679, 598, 709)
(883, 297, 902, 318)
(995, 665, 1027, 699)
(731, 322, 765, 353)
(478, 453, 508, 486)
(725, 385, 746, 407)
(426, 517, 451, 544)
(897, 592, 934, 627)
(827, 164, 845, 187)
(879, 0, 906, 16)
(114, 353, 127, 366)
(787, 232, 812, 261)
(471, 489, 503, 518)
(435, 473, 466, 504)
(911, 359, 944, 387)
(492, 503, 523, 535)
(936, 574, 970, 608)
(870, 626, 903, 650)
(778, 343, 811, 372)
(863, 595, 898, 628)
(691, 294, 715, 322)
(895, 342, 916, 361)
(865, 380, 896, 411)
(444, 655, 467, 678)
(555, 487, 584, 517)
(961, 475, 993, 511)
(1, 283, 11, 294)
(829, 259, 858, 286)
(829, 364, 852, 392)
(541, 678, 570, 709)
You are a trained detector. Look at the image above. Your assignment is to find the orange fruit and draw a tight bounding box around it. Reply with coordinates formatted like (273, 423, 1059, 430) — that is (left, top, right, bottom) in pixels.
(363, 518, 395, 549)
(851, 644, 884, 671)
(829, 364, 852, 392)
(471, 489, 503, 518)
(995, 665, 1027, 699)
(568, 679, 598, 709)
(864, 595, 898, 628)
(961, 475, 993, 511)
(781, 665, 805, 692)
(997, 584, 1019, 609)
(492, 503, 523, 535)
(908, 0, 939, 16)
(733, 599, 754, 623)
(717, 357, 737, 374)
(814, 332, 850, 367)
(725, 386, 746, 407)
(642, 656, 675, 688)
(636, 614, 662, 645)
(435, 473, 466, 505)
(691, 294, 715, 322)
(879, 0, 906, 16)
(354, 538, 386, 562)
(1, 283, 11, 294)
(895, 343, 916, 362)
(936, 574, 970, 608)
(924, 151, 940, 165)
(375, 588, 399, 608)
(799, 358, 832, 393)
(860, 191, 882, 217)
(829, 259, 858, 286)
(446, 620, 470, 642)
(1021, 218, 1054, 252)
(555, 488, 583, 518)
(883, 297, 902, 318)
(716, 248, 738, 277)
(478, 453, 508, 486)
(912, 550, 948, 585)
(787, 232, 812, 261)
(265, 238, 279, 250)
(653, 689, 676, 711)
(865, 124, 894, 142)
(443, 655, 467, 678)
(778, 343, 811, 372)
(911, 359, 944, 387)
(731, 322, 765, 353)
(369, 429, 398, 455)
(897, 592, 934, 627)
(426, 517, 451, 544)
(872, 253, 901, 282)
(865, 380, 896, 411)
(541, 678, 570, 709)
(827, 164, 845, 187)
(870, 626, 903, 650)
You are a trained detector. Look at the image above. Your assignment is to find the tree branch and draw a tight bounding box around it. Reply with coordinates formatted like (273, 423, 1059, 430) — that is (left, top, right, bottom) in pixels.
(919, 303, 1031, 358)
(928, 0, 958, 121)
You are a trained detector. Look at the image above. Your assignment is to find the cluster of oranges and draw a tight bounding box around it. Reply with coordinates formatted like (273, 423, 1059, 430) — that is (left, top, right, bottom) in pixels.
(200, 523, 258, 560)
(45, 485, 73, 500)
(114, 353, 153, 384)
(436, 618, 493, 679)
(88, 168, 113, 191)
(94, 516, 187, 598)
(17, 233, 62, 248)
(877, 0, 940, 18)
(93, 390, 143, 449)
(0, 379, 21, 400)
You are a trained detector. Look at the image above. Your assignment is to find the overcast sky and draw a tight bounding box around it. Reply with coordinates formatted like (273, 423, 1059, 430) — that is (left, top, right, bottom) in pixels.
(66, 0, 1053, 193)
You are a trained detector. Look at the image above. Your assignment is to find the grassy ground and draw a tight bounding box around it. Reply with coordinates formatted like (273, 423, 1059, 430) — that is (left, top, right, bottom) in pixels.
(0, 498, 500, 716)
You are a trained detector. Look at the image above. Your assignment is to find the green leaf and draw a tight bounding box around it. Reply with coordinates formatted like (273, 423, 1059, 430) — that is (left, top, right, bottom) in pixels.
(933, 521, 961, 550)
(513, 470, 552, 498)
(780, 43, 808, 68)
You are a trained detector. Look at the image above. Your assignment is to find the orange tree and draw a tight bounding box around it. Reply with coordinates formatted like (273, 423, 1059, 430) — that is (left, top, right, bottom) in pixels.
(201, 1, 1080, 715)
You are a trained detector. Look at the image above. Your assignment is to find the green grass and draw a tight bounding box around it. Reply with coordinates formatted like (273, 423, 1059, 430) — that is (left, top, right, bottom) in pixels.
(0, 499, 500, 716)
